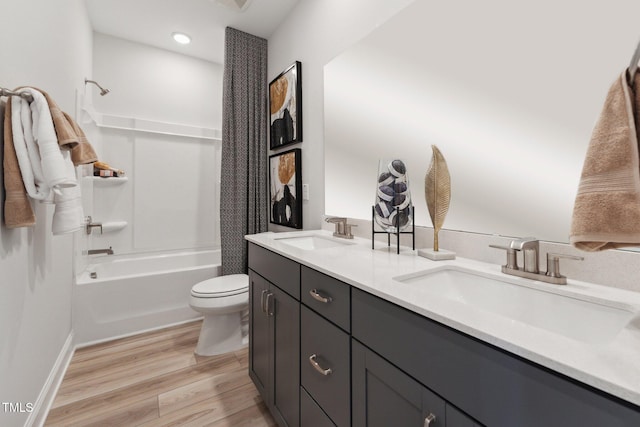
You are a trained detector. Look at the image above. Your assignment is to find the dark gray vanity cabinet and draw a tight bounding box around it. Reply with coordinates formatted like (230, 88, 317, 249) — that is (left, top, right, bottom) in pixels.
(248, 242, 640, 427)
(352, 288, 640, 427)
(249, 244, 301, 427)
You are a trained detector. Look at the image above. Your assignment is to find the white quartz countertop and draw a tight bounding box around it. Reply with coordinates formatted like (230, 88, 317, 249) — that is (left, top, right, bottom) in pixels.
(245, 230, 640, 407)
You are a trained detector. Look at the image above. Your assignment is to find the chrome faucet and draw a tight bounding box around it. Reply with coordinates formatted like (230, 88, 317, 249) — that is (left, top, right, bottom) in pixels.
(490, 238, 583, 285)
(325, 217, 357, 239)
(88, 247, 114, 255)
(85, 216, 103, 235)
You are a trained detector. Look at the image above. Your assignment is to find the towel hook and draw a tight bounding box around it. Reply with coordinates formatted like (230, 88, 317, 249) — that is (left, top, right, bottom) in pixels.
(627, 39, 640, 85)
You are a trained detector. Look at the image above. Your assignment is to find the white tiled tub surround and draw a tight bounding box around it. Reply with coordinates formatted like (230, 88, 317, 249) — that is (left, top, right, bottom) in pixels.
(247, 227, 640, 408)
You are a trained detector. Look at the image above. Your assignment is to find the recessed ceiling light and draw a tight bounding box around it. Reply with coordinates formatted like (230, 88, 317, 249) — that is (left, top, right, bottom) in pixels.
(172, 32, 191, 45)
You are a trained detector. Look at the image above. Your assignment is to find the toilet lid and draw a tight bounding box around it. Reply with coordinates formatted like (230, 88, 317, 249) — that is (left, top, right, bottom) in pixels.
(191, 274, 249, 298)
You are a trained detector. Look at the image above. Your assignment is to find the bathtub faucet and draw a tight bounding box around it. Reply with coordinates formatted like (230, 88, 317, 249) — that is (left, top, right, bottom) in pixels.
(85, 216, 103, 235)
(88, 247, 114, 255)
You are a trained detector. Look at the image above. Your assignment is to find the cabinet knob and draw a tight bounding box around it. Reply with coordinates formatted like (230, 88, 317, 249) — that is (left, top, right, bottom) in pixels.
(423, 413, 436, 427)
(309, 289, 332, 304)
(309, 354, 332, 376)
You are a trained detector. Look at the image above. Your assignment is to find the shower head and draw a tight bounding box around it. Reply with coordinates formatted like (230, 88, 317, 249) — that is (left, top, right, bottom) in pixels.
(84, 78, 110, 96)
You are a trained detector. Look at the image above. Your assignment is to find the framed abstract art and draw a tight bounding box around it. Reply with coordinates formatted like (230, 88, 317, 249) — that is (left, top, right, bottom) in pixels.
(269, 148, 302, 229)
(269, 61, 302, 149)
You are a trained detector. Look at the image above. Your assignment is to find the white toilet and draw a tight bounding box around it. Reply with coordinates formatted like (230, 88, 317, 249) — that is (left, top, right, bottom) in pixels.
(189, 273, 249, 356)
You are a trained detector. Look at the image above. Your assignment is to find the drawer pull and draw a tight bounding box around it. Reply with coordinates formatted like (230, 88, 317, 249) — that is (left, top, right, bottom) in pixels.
(309, 354, 332, 376)
(265, 292, 274, 316)
(260, 289, 268, 313)
(423, 413, 436, 427)
(309, 289, 332, 304)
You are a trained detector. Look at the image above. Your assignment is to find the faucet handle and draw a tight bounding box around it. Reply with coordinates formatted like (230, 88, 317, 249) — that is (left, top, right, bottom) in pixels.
(85, 216, 103, 235)
(344, 223, 357, 238)
(489, 244, 519, 270)
(545, 253, 584, 279)
(325, 216, 346, 223)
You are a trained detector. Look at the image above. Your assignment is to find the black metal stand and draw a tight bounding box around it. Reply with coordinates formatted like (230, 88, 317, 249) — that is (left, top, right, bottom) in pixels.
(372, 206, 415, 254)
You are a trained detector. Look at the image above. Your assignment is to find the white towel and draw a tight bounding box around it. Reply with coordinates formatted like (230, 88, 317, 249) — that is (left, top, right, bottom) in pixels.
(22, 88, 76, 190)
(11, 87, 84, 234)
(11, 96, 51, 201)
(52, 150, 84, 235)
(12, 88, 76, 192)
(10, 96, 45, 200)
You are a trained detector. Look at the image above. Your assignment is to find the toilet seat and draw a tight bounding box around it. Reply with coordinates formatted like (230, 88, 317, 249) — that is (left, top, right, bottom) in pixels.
(191, 274, 248, 298)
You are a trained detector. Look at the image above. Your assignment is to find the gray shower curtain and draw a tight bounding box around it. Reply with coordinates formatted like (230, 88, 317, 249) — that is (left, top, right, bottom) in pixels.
(220, 27, 268, 275)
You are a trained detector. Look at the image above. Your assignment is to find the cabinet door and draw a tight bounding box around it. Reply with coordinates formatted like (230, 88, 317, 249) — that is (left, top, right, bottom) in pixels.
(446, 405, 482, 427)
(248, 270, 271, 400)
(353, 340, 445, 427)
(271, 283, 300, 427)
(301, 387, 337, 427)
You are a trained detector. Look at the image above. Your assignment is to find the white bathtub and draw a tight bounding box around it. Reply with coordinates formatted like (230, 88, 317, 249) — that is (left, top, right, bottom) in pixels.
(73, 249, 221, 346)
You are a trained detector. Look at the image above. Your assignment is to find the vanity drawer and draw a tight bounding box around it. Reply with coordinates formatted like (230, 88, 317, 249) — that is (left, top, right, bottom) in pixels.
(301, 386, 337, 427)
(301, 306, 350, 427)
(301, 266, 350, 332)
(248, 243, 300, 299)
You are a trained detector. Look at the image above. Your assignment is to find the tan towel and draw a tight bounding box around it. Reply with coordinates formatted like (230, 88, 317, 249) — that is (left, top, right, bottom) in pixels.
(39, 90, 98, 165)
(41, 90, 79, 150)
(2, 99, 36, 228)
(64, 112, 98, 166)
(570, 72, 640, 251)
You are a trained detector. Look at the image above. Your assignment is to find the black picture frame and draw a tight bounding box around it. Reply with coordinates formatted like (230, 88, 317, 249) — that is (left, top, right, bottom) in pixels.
(269, 148, 302, 229)
(269, 61, 302, 149)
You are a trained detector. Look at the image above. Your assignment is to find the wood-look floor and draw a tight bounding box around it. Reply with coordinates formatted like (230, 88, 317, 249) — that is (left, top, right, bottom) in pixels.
(45, 320, 276, 427)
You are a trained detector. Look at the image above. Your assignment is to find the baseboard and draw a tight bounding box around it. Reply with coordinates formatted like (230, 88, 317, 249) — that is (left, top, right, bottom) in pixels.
(74, 316, 203, 350)
(26, 332, 75, 427)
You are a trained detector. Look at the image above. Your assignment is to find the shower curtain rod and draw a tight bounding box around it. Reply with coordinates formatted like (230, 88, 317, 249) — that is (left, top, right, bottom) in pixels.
(0, 87, 33, 102)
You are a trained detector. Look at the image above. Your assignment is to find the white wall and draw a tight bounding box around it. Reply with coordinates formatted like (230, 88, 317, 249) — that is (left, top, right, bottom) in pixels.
(86, 34, 222, 256)
(267, 0, 415, 230)
(92, 33, 222, 129)
(0, 1, 93, 426)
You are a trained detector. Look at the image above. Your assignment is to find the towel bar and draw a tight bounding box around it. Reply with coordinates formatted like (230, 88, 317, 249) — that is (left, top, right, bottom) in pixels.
(0, 87, 33, 102)
(628, 40, 640, 84)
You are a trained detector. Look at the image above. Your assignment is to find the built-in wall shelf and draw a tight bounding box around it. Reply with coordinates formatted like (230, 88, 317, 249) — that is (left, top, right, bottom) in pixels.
(81, 107, 221, 141)
(101, 221, 127, 233)
(87, 176, 129, 186)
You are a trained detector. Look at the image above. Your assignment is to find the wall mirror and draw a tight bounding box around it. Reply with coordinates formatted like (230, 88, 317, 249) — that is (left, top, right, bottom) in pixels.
(324, 0, 640, 243)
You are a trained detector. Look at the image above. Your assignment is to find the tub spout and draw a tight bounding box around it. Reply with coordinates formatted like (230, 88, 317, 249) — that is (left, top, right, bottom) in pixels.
(88, 247, 114, 255)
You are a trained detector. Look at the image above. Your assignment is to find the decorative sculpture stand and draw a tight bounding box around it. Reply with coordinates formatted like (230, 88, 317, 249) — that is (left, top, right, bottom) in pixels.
(371, 206, 415, 254)
(419, 145, 455, 260)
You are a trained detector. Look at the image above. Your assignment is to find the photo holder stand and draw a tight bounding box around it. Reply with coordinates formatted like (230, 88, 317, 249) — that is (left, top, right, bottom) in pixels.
(371, 206, 415, 254)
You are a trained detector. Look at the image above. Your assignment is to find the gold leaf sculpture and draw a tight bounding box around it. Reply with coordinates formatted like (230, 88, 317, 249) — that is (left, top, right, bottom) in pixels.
(425, 145, 451, 251)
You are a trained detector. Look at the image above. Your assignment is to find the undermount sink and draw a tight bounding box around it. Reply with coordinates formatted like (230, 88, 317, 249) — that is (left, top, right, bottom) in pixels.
(274, 234, 355, 250)
(394, 266, 638, 344)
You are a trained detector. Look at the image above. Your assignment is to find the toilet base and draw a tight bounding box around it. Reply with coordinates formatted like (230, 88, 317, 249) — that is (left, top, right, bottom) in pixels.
(194, 308, 249, 356)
